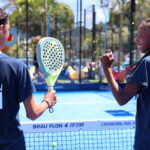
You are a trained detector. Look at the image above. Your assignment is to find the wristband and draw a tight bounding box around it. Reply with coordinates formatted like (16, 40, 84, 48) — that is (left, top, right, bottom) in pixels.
(42, 99, 54, 113)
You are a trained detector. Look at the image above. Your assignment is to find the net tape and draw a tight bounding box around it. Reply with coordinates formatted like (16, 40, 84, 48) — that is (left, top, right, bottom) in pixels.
(21, 118, 135, 133)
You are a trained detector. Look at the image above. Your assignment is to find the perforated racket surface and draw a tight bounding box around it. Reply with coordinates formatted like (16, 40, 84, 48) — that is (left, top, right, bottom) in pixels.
(36, 37, 65, 88)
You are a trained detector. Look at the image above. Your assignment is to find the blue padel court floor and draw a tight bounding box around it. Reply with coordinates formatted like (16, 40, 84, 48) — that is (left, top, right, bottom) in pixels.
(19, 90, 136, 122)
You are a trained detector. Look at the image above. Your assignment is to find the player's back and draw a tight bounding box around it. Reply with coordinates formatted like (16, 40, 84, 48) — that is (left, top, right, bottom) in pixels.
(0, 53, 24, 148)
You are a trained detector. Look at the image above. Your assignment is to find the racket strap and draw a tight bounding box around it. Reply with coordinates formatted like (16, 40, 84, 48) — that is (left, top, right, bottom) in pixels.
(42, 99, 54, 113)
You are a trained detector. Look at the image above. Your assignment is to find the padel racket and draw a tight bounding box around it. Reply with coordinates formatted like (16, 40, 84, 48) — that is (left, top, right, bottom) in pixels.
(36, 37, 65, 112)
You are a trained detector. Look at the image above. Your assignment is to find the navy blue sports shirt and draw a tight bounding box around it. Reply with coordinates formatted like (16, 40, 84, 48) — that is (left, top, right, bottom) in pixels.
(127, 55, 150, 150)
(0, 53, 35, 150)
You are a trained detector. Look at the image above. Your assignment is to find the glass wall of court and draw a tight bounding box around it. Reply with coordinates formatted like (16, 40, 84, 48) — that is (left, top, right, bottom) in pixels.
(3, 0, 150, 90)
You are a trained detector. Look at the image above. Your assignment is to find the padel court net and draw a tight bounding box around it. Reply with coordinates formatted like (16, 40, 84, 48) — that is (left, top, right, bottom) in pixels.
(21, 118, 135, 150)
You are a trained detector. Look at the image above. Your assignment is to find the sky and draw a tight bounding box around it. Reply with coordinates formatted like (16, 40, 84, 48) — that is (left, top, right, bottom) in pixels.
(56, 0, 109, 28)
(0, 0, 109, 29)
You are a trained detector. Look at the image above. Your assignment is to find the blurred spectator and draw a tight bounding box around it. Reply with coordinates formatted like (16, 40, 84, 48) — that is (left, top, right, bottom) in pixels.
(32, 36, 45, 82)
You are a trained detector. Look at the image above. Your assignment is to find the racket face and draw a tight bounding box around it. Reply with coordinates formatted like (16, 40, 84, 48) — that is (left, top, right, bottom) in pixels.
(36, 37, 65, 87)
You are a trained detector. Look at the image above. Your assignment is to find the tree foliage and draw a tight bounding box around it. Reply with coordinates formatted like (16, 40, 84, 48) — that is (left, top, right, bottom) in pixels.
(7, 0, 74, 38)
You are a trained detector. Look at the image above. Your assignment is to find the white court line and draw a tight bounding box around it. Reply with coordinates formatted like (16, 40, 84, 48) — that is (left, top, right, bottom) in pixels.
(59, 101, 136, 105)
(57, 101, 116, 105)
(20, 101, 116, 106)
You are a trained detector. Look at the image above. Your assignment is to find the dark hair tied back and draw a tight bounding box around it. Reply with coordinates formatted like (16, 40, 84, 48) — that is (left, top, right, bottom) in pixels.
(0, 8, 8, 25)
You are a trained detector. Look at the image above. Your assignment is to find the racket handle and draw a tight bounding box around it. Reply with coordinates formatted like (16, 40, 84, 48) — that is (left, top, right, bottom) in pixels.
(48, 86, 53, 92)
(47, 86, 54, 113)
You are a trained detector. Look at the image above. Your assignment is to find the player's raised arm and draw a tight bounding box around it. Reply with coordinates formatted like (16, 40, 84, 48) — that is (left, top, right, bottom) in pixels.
(100, 52, 140, 105)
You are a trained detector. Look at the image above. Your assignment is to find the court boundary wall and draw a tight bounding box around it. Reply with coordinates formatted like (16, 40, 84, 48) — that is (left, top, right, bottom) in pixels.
(34, 83, 126, 91)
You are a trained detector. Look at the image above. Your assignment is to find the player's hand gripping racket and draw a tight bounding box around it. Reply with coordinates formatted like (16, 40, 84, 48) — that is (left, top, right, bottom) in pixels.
(36, 37, 65, 113)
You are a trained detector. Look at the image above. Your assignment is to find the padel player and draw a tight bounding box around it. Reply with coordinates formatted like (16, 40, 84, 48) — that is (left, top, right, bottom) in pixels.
(0, 8, 57, 150)
(100, 19, 150, 150)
